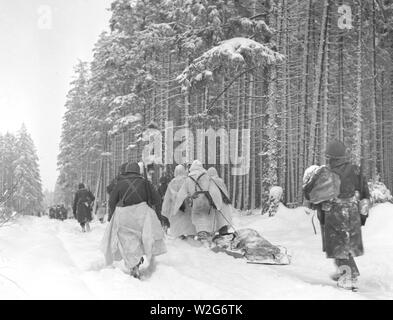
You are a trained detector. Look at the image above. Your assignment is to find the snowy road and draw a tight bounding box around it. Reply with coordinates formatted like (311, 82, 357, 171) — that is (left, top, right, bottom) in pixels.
(1, 204, 392, 300)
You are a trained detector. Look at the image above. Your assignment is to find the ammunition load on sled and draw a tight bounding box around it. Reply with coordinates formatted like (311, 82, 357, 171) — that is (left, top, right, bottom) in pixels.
(185, 228, 291, 265)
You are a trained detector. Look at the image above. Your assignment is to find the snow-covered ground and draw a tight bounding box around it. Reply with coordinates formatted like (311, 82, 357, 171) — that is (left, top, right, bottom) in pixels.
(0, 203, 392, 300)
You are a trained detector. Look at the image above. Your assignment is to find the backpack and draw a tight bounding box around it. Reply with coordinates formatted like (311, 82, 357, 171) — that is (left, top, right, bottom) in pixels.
(303, 166, 341, 204)
(188, 173, 216, 210)
(331, 164, 361, 199)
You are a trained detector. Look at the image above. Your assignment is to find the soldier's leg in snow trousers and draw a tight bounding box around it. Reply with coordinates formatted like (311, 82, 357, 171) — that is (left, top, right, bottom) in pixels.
(334, 254, 360, 278)
(80, 222, 86, 232)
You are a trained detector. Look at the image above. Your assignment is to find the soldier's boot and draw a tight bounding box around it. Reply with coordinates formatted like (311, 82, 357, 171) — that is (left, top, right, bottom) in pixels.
(196, 231, 213, 247)
(351, 277, 359, 292)
(86, 222, 91, 232)
(81, 225, 86, 233)
(337, 274, 351, 290)
(337, 274, 359, 292)
(130, 266, 141, 279)
(130, 257, 144, 280)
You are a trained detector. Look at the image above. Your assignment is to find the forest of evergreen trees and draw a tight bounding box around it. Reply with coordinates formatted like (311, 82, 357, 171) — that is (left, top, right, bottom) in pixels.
(0, 125, 44, 217)
(56, 0, 393, 210)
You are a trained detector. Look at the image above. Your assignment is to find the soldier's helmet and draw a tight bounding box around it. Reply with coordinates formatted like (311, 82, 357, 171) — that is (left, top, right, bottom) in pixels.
(125, 162, 141, 174)
(326, 140, 346, 159)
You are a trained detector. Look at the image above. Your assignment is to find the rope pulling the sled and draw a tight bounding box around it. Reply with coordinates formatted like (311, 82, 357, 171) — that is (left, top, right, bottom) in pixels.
(216, 208, 238, 233)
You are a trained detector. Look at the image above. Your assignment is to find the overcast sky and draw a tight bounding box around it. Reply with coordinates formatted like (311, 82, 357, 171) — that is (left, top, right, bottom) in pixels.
(0, 0, 112, 191)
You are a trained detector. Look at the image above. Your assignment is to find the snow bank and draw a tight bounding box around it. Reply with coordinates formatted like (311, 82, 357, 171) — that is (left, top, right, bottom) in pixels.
(364, 203, 393, 245)
(368, 181, 393, 204)
(1, 204, 393, 299)
(357, 203, 393, 297)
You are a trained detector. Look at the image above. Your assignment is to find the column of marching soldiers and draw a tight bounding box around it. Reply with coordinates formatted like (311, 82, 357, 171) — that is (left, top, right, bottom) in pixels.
(45, 140, 371, 291)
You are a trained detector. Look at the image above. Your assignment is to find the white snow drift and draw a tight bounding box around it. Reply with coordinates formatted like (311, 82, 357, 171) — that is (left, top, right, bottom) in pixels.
(0, 203, 392, 299)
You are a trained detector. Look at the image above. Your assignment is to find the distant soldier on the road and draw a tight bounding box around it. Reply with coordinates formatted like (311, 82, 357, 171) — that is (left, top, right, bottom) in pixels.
(60, 204, 68, 221)
(49, 206, 55, 219)
(73, 183, 95, 232)
(55, 205, 62, 220)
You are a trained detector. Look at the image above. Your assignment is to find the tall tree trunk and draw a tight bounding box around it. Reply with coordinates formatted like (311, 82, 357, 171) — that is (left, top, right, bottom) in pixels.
(337, 0, 344, 142)
(308, 0, 330, 165)
(236, 75, 245, 209)
(354, 0, 362, 165)
(380, 71, 385, 181)
(299, 0, 312, 201)
(370, 0, 378, 180)
(250, 74, 256, 209)
(232, 80, 240, 207)
(320, 18, 329, 166)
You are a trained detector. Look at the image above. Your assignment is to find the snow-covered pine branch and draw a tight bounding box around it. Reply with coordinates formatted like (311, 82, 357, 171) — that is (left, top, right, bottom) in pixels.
(228, 17, 274, 38)
(108, 113, 142, 136)
(177, 37, 284, 92)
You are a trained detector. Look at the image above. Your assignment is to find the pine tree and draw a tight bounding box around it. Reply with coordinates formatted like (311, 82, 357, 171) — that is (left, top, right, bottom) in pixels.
(13, 124, 44, 215)
(57, 61, 91, 202)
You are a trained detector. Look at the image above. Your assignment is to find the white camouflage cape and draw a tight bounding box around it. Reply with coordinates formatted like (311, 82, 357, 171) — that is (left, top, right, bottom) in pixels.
(101, 202, 167, 269)
(161, 165, 197, 237)
(174, 161, 225, 233)
(207, 167, 233, 228)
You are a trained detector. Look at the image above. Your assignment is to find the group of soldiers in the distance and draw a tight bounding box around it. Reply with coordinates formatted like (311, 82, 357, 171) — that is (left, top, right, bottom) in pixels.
(48, 204, 68, 221)
(71, 140, 371, 291)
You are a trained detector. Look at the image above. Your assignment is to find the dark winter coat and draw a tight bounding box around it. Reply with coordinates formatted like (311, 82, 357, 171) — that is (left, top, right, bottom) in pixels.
(321, 159, 370, 259)
(106, 174, 127, 195)
(72, 188, 95, 224)
(108, 172, 162, 221)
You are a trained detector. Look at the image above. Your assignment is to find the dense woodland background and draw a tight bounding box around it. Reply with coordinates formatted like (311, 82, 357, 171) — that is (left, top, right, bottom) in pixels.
(0, 125, 44, 217)
(55, 0, 393, 210)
